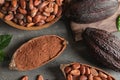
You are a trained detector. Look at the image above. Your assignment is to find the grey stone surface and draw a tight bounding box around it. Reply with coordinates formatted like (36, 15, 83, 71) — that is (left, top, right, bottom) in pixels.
(0, 19, 120, 80)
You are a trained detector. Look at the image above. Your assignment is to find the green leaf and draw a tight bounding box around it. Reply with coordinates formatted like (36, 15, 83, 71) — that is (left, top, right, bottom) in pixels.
(0, 50, 5, 62)
(0, 35, 12, 50)
(117, 16, 120, 31)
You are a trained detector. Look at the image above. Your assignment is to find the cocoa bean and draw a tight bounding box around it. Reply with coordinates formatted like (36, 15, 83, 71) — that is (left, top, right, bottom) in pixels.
(67, 74, 73, 80)
(15, 13, 24, 20)
(27, 16, 32, 23)
(4, 13, 14, 21)
(79, 75, 87, 80)
(70, 69, 80, 76)
(72, 63, 80, 70)
(31, 8, 38, 17)
(0, 0, 4, 5)
(34, 0, 41, 6)
(20, 0, 26, 9)
(46, 15, 55, 22)
(64, 66, 72, 74)
(11, 0, 17, 8)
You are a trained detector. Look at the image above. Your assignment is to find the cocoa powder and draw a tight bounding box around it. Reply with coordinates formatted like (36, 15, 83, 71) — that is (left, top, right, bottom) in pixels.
(9, 35, 67, 71)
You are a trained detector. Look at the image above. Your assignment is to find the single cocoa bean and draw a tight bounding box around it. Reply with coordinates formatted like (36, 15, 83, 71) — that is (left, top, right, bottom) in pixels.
(35, 20, 45, 26)
(20, 0, 26, 9)
(27, 16, 32, 23)
(70, 69, 80, 76)
(48, 2, 54, 8)
(64, 66, 72, 74)
(85, 67, 90, 75)
(98, 72, 108, 78)
(37, 75, 44, 80)
(18, 7, 27, 15)
(34, 0, 41, 6)
(15, 13, 24, 20)
(4, 13, 14, 21)
(44, 7, 54, 13)
(56, 0, 63, 6)
(11, 0, 17, 8)
(88, 74, 93, 80)
(18, 20, 24, 26)
(93, 77, 102, 80)
(31, 8, 38, 17)
(26, 23, 34, 27)
(43, 12, 50, 16)
(72, 63, 80, 70)
(80, 65, 86, 75)
(13, 18, 18, 23)
(90, 68, 98, 76)
(67, 74, 73, 80)
(33, 15, 41, 23)
(79, 75, 87, 80)
(8, 6, 17, 11)
(29, 0, 34, 10)
(46, 15, 55, 22)
(53, 4, 58, 15)
(0, 0, 4, 5)
(21, 76, 28, 80)
(41, 16, 47, 20)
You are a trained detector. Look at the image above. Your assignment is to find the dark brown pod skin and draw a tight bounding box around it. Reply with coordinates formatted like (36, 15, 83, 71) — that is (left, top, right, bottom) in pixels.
(82, 28, 120, 71)
(65, 0, 119, 23)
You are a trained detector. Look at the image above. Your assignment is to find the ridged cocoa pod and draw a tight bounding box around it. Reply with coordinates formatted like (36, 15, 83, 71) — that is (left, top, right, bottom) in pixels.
(65, 0, 119, 23)
(82, 28, 120, 71)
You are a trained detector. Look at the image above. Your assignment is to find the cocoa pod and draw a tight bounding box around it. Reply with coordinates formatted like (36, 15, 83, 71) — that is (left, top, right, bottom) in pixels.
(82, 28, 120, 71)
(65, 0, 119, 23)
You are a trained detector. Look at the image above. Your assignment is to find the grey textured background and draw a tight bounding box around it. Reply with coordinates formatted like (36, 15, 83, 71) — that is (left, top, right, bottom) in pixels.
(0, 18, 120, 80)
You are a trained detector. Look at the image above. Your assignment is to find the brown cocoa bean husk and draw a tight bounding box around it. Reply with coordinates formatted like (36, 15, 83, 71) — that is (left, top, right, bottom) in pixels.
(9, 35, 67, 71)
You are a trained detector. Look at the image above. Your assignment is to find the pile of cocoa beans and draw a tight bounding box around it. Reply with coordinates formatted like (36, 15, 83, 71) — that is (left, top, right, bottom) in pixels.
(0, 0, 63, 27)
